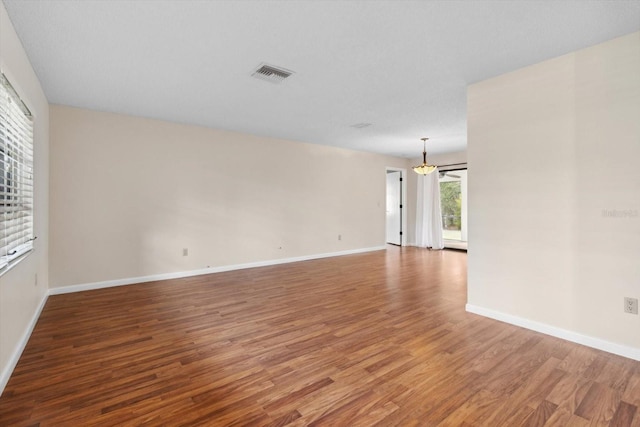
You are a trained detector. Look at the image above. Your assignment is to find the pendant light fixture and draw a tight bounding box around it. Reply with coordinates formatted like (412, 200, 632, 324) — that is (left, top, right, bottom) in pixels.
(412, 137, 436, 175)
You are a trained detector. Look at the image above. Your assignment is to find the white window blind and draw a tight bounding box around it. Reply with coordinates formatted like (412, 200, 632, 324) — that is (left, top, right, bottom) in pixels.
(0, 73, 34, 273)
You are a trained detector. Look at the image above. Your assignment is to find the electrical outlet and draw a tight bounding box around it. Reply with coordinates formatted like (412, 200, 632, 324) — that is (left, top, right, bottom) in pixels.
(182, 248, 188, 256)
(624, 297, 638, 315)
(338, 234, 342, 241)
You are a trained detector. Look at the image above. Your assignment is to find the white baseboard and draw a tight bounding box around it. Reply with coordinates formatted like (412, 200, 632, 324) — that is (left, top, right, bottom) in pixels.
(466, 304, 640, 361)
(49, 246, 387, 295)
(0, 292, 49, 395)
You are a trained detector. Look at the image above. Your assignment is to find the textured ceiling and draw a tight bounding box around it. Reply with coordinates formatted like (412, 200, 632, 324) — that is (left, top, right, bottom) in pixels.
(3, 0, 640, 158)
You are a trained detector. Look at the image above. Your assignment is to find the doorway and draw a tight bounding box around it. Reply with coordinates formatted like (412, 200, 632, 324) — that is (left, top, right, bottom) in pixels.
(439, 169, 468, 250)
(385, 168, 407, 246)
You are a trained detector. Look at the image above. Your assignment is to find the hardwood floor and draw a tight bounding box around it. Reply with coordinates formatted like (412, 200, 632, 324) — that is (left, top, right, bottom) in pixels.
(1, 247, 638, 426)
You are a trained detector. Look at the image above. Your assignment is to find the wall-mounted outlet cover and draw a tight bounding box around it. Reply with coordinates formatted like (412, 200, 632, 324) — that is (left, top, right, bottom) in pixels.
(624, 297, 638, 315)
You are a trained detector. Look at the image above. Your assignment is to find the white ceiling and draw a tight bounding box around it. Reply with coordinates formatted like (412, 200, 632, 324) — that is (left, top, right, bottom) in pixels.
(3, 1, 640, 158)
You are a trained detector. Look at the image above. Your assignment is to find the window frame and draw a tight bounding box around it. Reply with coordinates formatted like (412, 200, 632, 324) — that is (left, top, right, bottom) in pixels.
(0, 72, 35, 275)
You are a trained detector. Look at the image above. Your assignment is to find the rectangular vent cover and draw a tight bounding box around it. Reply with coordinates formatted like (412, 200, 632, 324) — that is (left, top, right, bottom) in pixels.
(252, 64, 293, 84)
(350, 123, 372, 129)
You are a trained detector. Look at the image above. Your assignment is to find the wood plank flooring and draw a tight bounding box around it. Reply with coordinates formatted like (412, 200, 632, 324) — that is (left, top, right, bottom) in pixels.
(1, 247, 638, 426)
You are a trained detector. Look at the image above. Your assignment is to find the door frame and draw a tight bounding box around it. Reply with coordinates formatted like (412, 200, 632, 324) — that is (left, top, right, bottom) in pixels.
(385, 167, 408, 246)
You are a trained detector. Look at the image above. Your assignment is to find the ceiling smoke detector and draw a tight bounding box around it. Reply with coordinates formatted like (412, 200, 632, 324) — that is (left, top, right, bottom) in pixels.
(251, 63, 294, 84)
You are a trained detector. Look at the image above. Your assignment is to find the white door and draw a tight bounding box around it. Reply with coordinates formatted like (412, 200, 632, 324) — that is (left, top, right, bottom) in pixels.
(386, 171, 402, 245)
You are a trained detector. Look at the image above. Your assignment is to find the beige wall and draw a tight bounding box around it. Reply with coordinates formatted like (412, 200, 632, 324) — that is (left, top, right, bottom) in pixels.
(424, 151, 467, 169)
(50, 106, 410, 288)
(468, 32, 640, 351)
(0, 3, 49, 384)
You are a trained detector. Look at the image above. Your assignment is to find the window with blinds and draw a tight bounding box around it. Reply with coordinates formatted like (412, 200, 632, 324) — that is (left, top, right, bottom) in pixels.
(0, 73, 34, 273)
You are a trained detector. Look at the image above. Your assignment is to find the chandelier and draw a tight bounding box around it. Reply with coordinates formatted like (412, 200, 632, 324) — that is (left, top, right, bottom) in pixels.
(412, 137, 436, 175)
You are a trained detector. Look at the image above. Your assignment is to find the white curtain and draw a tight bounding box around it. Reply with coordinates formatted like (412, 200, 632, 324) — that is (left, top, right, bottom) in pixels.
(415, 168, 444, 249)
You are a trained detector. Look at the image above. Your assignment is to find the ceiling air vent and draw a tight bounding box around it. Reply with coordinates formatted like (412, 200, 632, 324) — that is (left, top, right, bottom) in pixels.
(252, 63, 294, 84)
(350, 123, 372, 129)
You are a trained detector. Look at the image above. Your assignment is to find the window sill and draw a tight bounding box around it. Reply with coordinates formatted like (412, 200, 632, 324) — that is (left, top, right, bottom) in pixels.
(0, 248, 34, 278)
